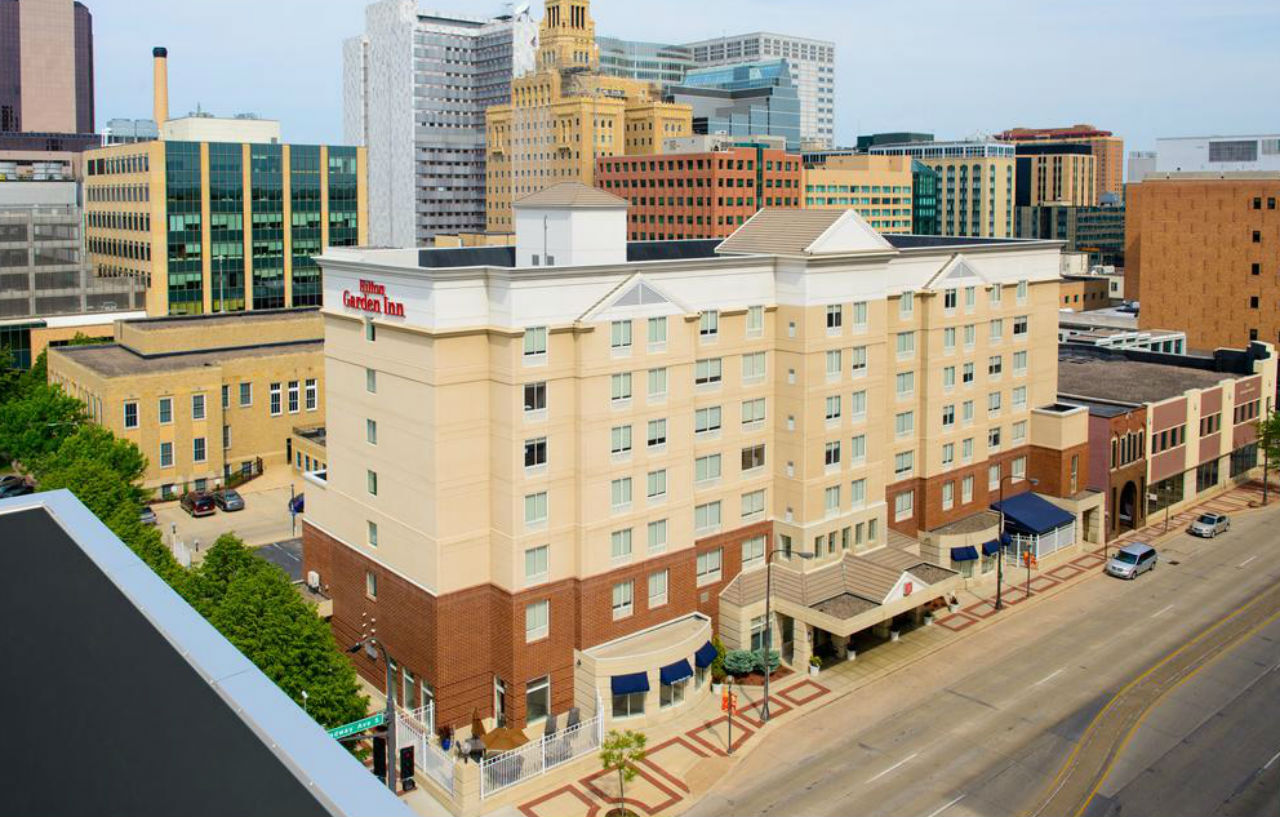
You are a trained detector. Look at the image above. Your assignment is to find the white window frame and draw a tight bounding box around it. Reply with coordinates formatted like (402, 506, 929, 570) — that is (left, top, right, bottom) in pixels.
(611, 528, 633, 562)
(524, 545, 549, 585)
(647, 519, 668, 553)
(612, 580, 634, 620)
(525, 600, 549, 642)
(696, 547, 723, 585)
(648, 569, 669, 607)
(123, 401, 138, 430)
(694, 501, 722, 534)
(524, 491, 548, 527)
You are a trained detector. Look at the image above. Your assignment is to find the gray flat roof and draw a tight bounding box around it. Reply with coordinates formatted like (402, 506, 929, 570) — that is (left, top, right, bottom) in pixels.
(53, 338, 321, 377)
(0, 491, 412, 817)
(1058, 355, 1234, 405)
(121, 307, 320, 331)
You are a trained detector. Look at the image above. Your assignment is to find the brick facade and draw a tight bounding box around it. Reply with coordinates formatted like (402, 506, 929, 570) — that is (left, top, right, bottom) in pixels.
(887, 446, 1033, 535)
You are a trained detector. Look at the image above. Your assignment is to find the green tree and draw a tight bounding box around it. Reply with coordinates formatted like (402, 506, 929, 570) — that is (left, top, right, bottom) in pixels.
(754, 649, 781, 675)
(0, 381, 84, 464)
(33, 424, 148, 489)
(38, 458, 134, 521)
(184, 533, 272, 617)
(202, 535, 367, 728)
(1257, 410, 1280, 488)
(599, 729, 647, 816)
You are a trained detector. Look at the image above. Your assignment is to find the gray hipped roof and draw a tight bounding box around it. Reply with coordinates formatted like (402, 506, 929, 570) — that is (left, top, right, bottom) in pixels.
(513, 182, 629, 209)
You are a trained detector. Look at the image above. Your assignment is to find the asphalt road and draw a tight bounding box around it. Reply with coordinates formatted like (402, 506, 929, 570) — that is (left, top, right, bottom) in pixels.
(255, 538, 303, 581)
(681, 504, 1280, 817)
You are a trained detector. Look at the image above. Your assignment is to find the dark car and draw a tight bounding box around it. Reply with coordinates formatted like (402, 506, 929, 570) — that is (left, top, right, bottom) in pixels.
(288, 493, 304, 514)
(0, 478, 33, 498)
(139, 506, 158, 526)
(180, 492, 216, 517)
(212, 489, 245, 512)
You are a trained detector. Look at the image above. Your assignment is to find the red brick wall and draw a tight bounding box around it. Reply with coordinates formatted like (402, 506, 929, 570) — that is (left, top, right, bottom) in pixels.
(888, 447, 1033, 535)
(1028, 441, 1089, 497)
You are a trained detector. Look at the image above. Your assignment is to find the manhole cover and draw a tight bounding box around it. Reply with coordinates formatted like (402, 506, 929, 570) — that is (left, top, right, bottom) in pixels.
(1167, 560, 1181, 565)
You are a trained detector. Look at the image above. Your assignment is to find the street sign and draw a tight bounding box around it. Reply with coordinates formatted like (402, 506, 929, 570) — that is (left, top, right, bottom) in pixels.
(327, 712, 386, 739)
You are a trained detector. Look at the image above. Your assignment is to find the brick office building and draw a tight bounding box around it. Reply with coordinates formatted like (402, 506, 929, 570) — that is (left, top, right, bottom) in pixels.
(594, 138, 802, 240)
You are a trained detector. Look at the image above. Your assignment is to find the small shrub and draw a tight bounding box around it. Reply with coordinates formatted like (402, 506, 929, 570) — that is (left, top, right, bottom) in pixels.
(710, 636, 727, 682)
(723, 649, 756, 677)
(754, 649, 781, 674)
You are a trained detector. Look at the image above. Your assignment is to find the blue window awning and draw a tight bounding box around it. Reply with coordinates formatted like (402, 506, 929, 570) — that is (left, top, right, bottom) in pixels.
(982, 539, 1001, 556)
(951, 545, 979, 562)
(991, 492, 1075, 535)
(660, 659, 693, 686)
(694, 640, 717, 668)
(611, 672, 650, 696)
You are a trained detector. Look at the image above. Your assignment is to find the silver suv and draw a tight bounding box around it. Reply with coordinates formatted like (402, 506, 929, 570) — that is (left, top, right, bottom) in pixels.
(1107, 542, 1157, 580)
(1187, 512, 1230, 538)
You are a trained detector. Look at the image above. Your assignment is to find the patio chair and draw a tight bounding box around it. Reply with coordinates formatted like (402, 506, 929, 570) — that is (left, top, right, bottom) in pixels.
(565, 707, 580, 730)
(543, 711, 558, 739)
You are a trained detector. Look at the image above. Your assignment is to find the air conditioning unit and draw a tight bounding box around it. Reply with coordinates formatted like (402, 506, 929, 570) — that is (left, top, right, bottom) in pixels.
(306, 570, 320, 591)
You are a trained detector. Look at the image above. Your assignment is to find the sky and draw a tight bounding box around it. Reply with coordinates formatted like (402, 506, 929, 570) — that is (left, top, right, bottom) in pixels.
(89, 0, 1280, 153)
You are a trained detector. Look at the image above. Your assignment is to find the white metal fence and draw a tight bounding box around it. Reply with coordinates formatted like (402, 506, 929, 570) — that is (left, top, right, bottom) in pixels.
(479, 712, 604, 798)
(1009, 520, 1076, 562)
(395, 704, 454, 795)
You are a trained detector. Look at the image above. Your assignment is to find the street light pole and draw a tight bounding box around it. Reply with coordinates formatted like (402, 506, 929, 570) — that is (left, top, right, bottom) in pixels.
(761, 547, 813, 723)
(349, 637, 397, 793)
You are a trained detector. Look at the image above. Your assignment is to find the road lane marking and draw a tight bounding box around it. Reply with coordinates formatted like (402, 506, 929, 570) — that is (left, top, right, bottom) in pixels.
(926, 794, 965, 817)
(1238, 556, 1257, 568)
(1150, 604, 1174, 618)
(1034, 668, 1064, 686)
(1265, 749, 1280, 770)
(865, 752, 918, 784)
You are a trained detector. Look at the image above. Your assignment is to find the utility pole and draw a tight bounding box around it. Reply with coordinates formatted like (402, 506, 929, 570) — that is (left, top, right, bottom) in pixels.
(1264, 396, 1272, 506)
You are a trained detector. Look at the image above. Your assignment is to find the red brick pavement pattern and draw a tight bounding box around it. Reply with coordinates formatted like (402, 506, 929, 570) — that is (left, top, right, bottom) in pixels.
(776, 679, 831, 707)
(1047, 563, 1086, 581)
(684, 715, 755, 757)
(936, 612, 978, 632)
(1027, 575, 1059, 593)
(519, 784, 601, 817)
(735, 695, 794, 728)
(580, 762, 683, 816)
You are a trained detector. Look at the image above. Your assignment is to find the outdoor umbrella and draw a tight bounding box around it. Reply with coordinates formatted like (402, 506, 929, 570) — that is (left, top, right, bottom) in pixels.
(481, 726, 529, 753)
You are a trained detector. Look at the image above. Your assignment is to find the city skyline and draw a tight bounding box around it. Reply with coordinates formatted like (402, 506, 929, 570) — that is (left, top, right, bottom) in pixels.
(86, 0, 1280, 155)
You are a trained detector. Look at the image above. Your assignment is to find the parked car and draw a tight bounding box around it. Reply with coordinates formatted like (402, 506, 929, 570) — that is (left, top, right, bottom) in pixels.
(139, 506, 158, 526)
(1187, 512, 1230, 538)
(288, 493, 304, 514)
(180, 492, 216, 518)
(1106, 542, 1158, 580)
(0, 475, 26, 489)
(0, 478, 33, 498)
(212, 488, 245, 512)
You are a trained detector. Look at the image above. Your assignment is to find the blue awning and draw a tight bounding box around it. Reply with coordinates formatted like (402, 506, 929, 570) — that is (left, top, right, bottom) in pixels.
(659, 659, 693, 686)
(982, 539, 1001, 556)
(694, 640, 717, 668)
(611, 672, 650, 696)
(991, 492, 1075, 535)
(950, 545, 979, 562)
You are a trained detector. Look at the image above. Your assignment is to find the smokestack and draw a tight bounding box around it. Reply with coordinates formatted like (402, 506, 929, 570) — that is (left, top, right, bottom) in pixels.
(153, 47, 169, 129)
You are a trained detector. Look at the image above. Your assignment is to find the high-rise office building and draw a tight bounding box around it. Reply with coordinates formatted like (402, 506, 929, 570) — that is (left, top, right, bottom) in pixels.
(1014, 143, 1096, 207)
(484, 0, 692, 232)
(667, 59, 802, 151)
(596, 36, 692, 85)
(1015, 203, 1125, 268)
(912, 160, 939, 236)
(683, 33, 834, 149)
(0, 0, 95, 140)
(996, 125, 1123, 203)
(868, 140, 1017, 238)
(343, 1, 538, 246)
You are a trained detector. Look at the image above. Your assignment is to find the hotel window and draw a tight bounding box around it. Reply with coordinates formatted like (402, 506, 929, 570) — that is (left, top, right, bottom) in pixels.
(825, 441, 841, 467)
(240, 382, 254, 406)
(1012, 456, 1027, 480)
(942, 404, 956, 428)
(962, 286, 976, 311)
(646, 469, 667, 500)
(1013, 316, 1029, 337)
(896, 371, 915, 398)
(1013, 350, 1028, 375)
(365, 369, 376, 394)
(647, 419, 667, 448)
(741, 443, 765, 472)
(852, 301, 868, 330)
(696, 547, 722, 584)
(523, 326, 548, 357)
(989, 355, 1003, 378)
(899, 291, 914, 318)
(896, 331, 915, 359)
(365, 570, 378, 600)
(192, 437, 206, 464)
(825, 350, 841, 377)
(1016, 280, 1028, 303)
(850, 346, 868, 376)
(695, 501, 721, 533)
(964, 324, 976, 349)
(695, 358, 722, 385)
(648, 316, 667, 347)
(742, 352, 766, 382)
(287, 381, 300, 413)
(368, 521, 378, 548)
(612, 580, 634, 619)
(159, 442, 173, 468)
(1012, 420, 1027, 443)
(850, 390, 867, 421)
(895, 411, 914, 437)
(612, 684, 644, 719)
(648, 519, 668, 553)
(524, 491, 548, 526)
(649, 569, 669, 607)
(943, 366, 956, 390)
(824, 485, 841, 514)
(611, 373, 632, 402)
(124, 401, 138, 430)
(524, 381, 547, 412)
(699, 310, 719, 339)
(988, 392, 1002, 415)
(942, 442, 955, 466)
(894, 490, 914, 521)
(525, 435, 547, 467)
(894, 450, 914, 476)
(648, 368, 667, 400)
(962, 437, 975, 462)
(942, 481, 955, 510)
(222, 385, 229, 410)
(944, 289, 958, 311)
(825, 395, 842, 421)
(944, 327, 956, 352)
(611, 320, 632, 350)
(526, 675, 550, 724)
(988, 463, 1001, 490)
(525, 600, 549, 642)
(191, 393, 206, 421)
(843, 433, 863, 465)
(611, 529, 633, 561)
(525, 545, 549, 584)
(695, 454, 722, 483)
(742, 490, 766, 519)
(826, 304, 842, 331)
(989, 319, 1004, 343)
(1012, 386, 1027, 409)
(963, 363, 975, 385)
(364, 318, 376, 342)
(988, 426, 1002, 450)
(367, 469, 378, 496)
(742, 397, 766, 427)
(957, 476, 972, 505)
(695, 406, 722, 434)
(610, 425, 632, 456)
(611, 477, 632, 509)
(746, 305, 764, 336)
(305, 379, 317, 411)
(367, 419, 379, 446)
(989, 284, 1003, 306)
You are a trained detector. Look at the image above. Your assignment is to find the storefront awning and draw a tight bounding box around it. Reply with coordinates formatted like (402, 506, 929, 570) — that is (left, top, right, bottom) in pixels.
(659, 659, 693, 686)
(982, 539, 1001, 556)
(694, 640, 717, 668)
(950, 545, 979, 562)
(991, 492, 1075, 535)
(611, 672, 650, 696)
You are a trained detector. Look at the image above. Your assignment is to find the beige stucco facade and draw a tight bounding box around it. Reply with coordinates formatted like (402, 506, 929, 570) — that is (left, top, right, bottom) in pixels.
(803, 155, 914, 233)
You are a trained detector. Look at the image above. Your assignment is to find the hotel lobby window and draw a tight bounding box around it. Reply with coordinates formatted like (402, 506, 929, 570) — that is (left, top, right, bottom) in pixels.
(660, 676, 688, 709)
(612, 688, 645, 719)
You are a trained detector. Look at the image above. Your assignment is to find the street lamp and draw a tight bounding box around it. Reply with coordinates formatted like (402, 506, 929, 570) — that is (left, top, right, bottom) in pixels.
(760, 546, 815, 723)
(348, 637, 397, 793)
(995, 475, 1038, 611)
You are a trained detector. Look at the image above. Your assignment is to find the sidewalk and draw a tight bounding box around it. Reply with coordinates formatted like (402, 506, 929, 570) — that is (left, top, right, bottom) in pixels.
(447, 480, 1274, 817)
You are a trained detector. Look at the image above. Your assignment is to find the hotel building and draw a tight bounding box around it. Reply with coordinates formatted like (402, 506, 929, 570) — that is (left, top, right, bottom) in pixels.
(302, 182, 1102, 734)
(483, 0, 693, 233)
(868, 140, 1017, 238)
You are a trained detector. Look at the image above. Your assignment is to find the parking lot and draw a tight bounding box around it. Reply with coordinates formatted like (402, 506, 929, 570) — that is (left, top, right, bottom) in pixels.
(153, 473, 305, 559)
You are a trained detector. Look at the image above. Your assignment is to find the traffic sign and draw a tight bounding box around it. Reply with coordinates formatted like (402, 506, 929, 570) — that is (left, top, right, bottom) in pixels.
(327, 712, 386, 739)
